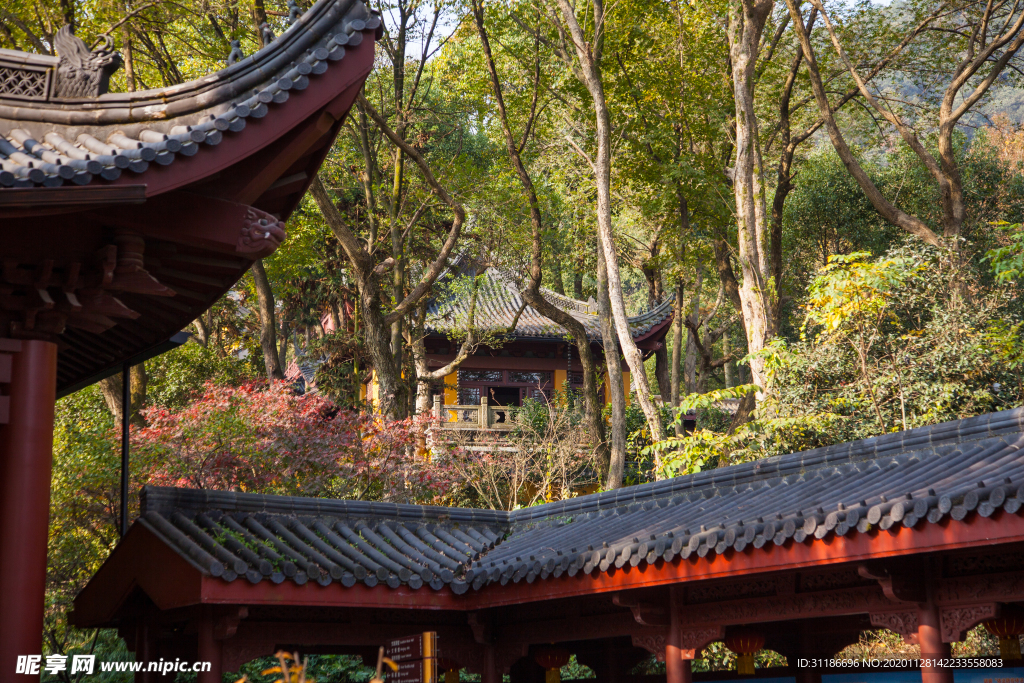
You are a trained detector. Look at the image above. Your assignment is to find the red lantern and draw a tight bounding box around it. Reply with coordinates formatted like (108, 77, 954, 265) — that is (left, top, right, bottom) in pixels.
(984, 617, 1024, 659)
(724, 627, 765, 675)
(533, 647, 571, 683)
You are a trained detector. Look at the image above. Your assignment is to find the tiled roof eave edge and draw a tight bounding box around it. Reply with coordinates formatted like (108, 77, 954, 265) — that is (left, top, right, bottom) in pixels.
(0, 0, 362, 126)
(508, 407, 1024, 524)
(471, 485, 1024, 594)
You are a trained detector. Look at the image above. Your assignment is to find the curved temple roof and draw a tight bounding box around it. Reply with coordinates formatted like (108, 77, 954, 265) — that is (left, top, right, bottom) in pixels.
(1, 0, 380, 392)
(97, 407, 1024, 603)
(0, 0, 379, 188)
(425, 268, 675, 342)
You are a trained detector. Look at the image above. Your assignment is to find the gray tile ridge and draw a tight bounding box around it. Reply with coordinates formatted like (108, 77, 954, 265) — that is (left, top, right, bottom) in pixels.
(140, 486, 510, 525)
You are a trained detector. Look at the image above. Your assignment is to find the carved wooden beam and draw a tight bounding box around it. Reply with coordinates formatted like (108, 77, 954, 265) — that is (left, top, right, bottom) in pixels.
(937, 571, 1024, 604)
(91, 192, 286, 259)
(857, 563, 927, 603)
(677, 585, 895, 627)
(612, 593, 669, 626)
(941, 604, 999, 643)
(631, 626, 724, 662)
(869, 610, 920, 645)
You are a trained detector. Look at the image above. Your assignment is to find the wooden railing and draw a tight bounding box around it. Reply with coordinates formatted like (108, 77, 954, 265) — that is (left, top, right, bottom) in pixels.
(432, 395, 524, 430)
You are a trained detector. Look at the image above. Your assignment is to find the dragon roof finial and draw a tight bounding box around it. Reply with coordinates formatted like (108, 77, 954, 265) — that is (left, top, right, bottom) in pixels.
(53, 25, 122, 98)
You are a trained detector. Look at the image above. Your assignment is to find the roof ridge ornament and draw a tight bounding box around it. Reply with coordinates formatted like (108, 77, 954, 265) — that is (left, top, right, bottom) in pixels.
(260, 22, 277, 46)
(53, 25, 122, 98)
(226, 40, 244, 66)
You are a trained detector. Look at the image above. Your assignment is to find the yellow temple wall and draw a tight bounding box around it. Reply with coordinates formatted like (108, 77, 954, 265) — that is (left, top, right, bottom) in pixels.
(444, 371, 458, 405)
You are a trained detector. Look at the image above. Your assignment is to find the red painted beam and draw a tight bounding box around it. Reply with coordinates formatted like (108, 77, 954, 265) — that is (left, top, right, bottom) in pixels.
(94, 192, 282, 258)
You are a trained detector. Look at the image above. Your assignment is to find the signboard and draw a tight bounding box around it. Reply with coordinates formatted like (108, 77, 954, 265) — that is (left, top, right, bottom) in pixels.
(386, 632, 437, 662)
(389, 658, 437, 683)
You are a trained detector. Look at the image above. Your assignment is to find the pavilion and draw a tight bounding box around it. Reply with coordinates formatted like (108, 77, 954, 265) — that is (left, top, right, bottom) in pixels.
(350, 266, 675, 416)
(73, 407, 1024, 683)
(0, 0, 381, 676)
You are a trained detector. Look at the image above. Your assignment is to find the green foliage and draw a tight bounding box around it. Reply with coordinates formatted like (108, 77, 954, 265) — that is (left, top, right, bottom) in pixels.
(147, 340, 256, 411)
(46, 386, 127, 680)
(803, 251, 922, 336)
(746, 244, 1023, 459)
(640, 243, 1024, 476)
(642, 385, 757, 478)
(984, 222, 1024, 283)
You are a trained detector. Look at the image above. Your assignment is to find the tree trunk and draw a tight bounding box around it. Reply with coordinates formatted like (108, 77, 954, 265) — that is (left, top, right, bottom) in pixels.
(251, 259, 284, 380)
(670, 190, 688, 422)
(470, 0, 609, 478)
(192, 313, 209, 347)
(670, 279, 684, 436)
(598, 247, 627, 490)
(550, 246, 566, 295)
(723, 329, 736, 388)
(356, 103, 379, 247)
(279, 319, 289, 372)
(768, 29, 807, 326)
(727, 0, 775, 393)
(572, 268, 584, 300)
(551, 0, 665, 450)
(253, 0, 269, 44)
(360, 286, 403, 418)
(670, 285, 683, 406)
(713, 235, 743, 315)
(654, 346, 670, 402)
(122, 18, 135, 92)
(684, 266, 702, 394)
(98, 363, 147, 427)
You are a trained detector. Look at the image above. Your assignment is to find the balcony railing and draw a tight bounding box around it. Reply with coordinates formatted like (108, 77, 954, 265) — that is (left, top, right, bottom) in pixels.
(432, 395, 524, 430)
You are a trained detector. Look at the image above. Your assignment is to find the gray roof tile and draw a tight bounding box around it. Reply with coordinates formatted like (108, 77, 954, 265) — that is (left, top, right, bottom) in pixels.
(0, 0, 379, 188)
(425, 268, 674, 341)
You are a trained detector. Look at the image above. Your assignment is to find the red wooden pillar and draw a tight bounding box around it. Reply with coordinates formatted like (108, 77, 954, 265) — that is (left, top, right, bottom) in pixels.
(0, 340, 58, 681)
(481, 645, 500, 683)
(918, 603, 953, 683)
(666, 587, 692, 683)
(197, 608, 223, 683)
(135, 619, 159, 683)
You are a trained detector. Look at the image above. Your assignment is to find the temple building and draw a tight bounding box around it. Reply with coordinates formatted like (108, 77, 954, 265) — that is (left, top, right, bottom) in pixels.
(74, 407, 1024, 683)
(0, 2, 380, 677)
(360, 267, 676, 416)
